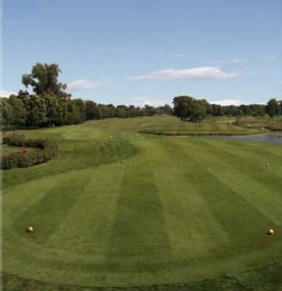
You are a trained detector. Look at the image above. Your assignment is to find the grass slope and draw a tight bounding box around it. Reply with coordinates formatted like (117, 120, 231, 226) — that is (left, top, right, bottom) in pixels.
(2, 116, 282, 290)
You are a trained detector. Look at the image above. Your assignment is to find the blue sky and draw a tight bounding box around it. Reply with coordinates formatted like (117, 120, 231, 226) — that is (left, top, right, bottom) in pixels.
(2, 0, 281, 106)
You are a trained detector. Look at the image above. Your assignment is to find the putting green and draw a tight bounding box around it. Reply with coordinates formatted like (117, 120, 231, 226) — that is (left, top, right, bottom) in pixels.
(2, 117, 282, 289)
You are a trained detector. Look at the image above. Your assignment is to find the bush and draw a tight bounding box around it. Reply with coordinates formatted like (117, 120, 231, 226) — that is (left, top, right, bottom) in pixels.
(1, 134, 58, 170)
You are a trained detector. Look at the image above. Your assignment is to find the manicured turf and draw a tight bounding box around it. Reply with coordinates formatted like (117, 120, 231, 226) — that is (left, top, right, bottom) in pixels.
(2, 116, 282, 290)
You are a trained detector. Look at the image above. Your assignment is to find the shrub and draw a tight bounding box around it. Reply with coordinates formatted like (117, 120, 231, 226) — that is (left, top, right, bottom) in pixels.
(1, 134, 58, 170)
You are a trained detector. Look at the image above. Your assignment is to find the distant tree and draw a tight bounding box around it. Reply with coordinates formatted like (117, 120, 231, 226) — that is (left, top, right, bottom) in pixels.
(9, 95, 27, 125)
(64, 100, 81, 124)
(173, 96, 208, 122)
(239, 105, 251, 116)
(173, 96, 191, 121)
(97, 104, 116, 119)
(201, 99, 212, 116)
(22, 63, 70, 99)
(116, 105, 128, 118)
(42, 93, 64, 125)
(1, 98, 15, 126)
(249, 104, 265, 117)
(143, 105, 156, 116)
(265, 98, 280, 117)
(17, 90, 30, 100)
(189, 99, 207, 122)
(211, 104, 224, 116)
(72, 99, 86, 122)
(158, 104, 173, 115)
(222, 105, 241, 116)
(85, 100, 99, 120)
(106, 104, 115, 118)
(127, 105, 142, 117)
(22, 94, 48, 126)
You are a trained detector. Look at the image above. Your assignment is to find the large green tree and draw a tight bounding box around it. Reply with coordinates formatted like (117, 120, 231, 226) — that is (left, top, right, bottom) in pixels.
(72, 99, 86, 122)
(1, 98, 15, 126)
(9, 95, 27, 125)
(265, 98, 280, 117)
(85, 100, 99, 120)
(64, 100, 81, 124)
(22, 94, 48, 126)
(42, 93, 64, 126)
(173, 96, 191, 121)
(22, 63, 70, 99)
(173, 96, 208, 122)
(189, 99, 208, 122)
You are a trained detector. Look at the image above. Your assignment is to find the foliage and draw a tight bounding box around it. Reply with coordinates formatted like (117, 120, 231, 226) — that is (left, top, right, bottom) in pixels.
(22, 63, 69, 99)
(42, 93, 64, 126)
(9, 95, 27, 125)
(265, 98, 281, 117)
(2, 134, 57, 170)
(173, 96, 208, 122)
(1, 98, 15, 125)
(85, 100, 99, 120)
(22, 94, 48, 126)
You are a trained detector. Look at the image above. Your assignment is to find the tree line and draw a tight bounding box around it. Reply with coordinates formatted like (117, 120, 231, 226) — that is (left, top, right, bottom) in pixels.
(1, 63, 281, 128)
(1, 63, 173, 128)
(173, 96, 282, 122)
(1, 91, 173, 128)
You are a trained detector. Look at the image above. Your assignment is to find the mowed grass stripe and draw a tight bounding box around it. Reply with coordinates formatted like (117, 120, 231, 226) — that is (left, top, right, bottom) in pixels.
(164, 138, 275, 256)
(3, 171, 96, 274)
(221, 138, 282, 162)
(201, 139, 282, 193)
(188, 138, 282, 224)
(45, 165, 125, 258)
(204, 138, 282, 177)
(3, 174, 74, 254)
(141, 137, 230, 261)
(108, 153, 172, 264)
(13, 173, 92, 245)
(195, 139, 282, 223)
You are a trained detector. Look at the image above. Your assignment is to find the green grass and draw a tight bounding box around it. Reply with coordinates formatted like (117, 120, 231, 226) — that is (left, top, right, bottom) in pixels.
(2, 116, 282, 290)
(1, 144, 40, 156)
(234, 116, 282, 132)
(136, 115, 264, 135)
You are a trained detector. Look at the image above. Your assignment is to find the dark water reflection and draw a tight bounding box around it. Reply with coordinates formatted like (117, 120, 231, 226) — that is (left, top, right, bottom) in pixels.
(203, 135, 282, 145)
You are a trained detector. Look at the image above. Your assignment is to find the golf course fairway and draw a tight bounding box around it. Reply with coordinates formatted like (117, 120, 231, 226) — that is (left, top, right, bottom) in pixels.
(2, 116, 282, 290)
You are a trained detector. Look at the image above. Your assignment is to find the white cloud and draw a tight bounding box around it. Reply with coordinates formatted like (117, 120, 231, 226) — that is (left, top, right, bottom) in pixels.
(210, 99, 246, 106)
(127, 67, 239, 81)
(131, 98, 170, 108)
(0, 90, 16, 97)
(67, 80, 99, 91)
